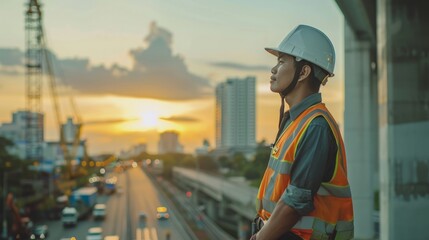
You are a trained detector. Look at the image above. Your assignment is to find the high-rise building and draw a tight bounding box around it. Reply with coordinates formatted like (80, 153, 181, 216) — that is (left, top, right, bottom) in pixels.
(158, 131, 184, 154)
(62, 117, 79, 144)
(215, 77, 256, 152)
(0, 111, 44, 160)
(195, 139, 210, 156)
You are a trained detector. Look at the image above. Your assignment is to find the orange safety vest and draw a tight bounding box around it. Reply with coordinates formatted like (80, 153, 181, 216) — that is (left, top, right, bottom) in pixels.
(256, 103, 354, 240)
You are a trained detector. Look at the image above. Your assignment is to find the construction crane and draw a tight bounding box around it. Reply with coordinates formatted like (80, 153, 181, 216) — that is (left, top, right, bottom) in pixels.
(25, 0, 84, 187)
(42, 35, 84, 181)
(25, 1, 138, 186)
(25, 0, 43, 162)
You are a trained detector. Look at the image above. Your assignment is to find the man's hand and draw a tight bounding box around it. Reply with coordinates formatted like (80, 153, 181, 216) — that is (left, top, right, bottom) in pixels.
(255, 201, 300, 240)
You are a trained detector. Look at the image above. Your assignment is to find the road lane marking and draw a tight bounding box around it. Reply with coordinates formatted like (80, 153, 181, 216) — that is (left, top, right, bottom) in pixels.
(151, 228, 158, 240)
(136, 228, 142, 240)
(144, 228, 151, 240)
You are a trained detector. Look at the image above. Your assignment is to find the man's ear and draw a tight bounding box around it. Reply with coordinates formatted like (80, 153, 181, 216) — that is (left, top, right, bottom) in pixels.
(298, 65, 312, 82)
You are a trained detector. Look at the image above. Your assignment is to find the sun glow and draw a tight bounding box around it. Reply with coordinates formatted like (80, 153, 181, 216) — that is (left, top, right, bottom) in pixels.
(139, 111, 159, 129)
(103, 97, 210, 133)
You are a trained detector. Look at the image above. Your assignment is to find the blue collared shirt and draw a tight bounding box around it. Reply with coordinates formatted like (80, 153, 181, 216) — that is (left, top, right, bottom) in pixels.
(276, 93, 337, 215)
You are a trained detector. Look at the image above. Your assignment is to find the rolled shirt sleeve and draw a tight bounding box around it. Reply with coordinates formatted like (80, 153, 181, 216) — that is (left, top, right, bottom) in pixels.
(280, 116, 337, 216)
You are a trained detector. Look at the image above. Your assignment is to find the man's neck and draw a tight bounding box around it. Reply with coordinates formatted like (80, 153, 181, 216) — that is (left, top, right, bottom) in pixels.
(285, 88, 315, 109)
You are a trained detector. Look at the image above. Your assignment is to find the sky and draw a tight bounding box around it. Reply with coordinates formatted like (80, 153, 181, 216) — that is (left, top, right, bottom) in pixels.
(0, 0, 345, 155)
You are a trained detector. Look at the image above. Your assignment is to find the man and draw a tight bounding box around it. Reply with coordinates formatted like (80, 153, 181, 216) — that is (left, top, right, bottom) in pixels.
(251, 25, 354, 240)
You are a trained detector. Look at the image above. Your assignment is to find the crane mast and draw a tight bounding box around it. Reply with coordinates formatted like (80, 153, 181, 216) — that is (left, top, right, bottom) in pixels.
(25, 0, 44, 161)
(25, 0, 84, 183)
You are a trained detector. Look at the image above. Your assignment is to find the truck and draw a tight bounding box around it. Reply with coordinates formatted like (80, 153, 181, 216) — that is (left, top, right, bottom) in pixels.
(69, 187, 97, 219)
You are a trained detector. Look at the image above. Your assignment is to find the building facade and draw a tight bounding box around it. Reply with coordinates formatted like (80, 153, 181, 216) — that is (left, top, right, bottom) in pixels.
(0, 111, 44, 160)
(158, 131, 184, 154)
(195, 139, 210, 156)
(119, 143, 148, 158)
(215, 77, 256, 152)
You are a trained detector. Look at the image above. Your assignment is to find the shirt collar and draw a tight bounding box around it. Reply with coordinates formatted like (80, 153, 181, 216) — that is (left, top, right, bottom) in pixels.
(289, 93, 322, 120)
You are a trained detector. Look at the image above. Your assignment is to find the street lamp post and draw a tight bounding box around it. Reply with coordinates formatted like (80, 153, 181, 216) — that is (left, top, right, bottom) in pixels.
(195, 156, 201, 206)
(2, 171, 7, 239)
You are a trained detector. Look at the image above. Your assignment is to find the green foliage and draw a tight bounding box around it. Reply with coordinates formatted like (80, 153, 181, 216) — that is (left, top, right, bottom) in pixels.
(0, 136, 28, 171)
(0, 136, 13, 153)
(197, 155, 218, 172)
(243, 166, 259, 180)
(131, 139, 272, 185)
(218, 156, 231, 168)
(182, 155, 196, 168)
(232, 152, 246, 170)
(219, 140, 271, 186)
(153, 153, 197, 179)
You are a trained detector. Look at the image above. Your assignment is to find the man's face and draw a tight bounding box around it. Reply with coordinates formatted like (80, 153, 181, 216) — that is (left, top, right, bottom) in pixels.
(269, 54, 296, 94)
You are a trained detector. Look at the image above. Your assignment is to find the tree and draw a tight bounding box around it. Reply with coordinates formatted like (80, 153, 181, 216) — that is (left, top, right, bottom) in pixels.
(218, 156, 231, 168)
(232, 152, 246, 170)
(197, 155, 218, 173)
(0, 137, 29, 173)
(242, 140, 271, 183)
(0, 137, 15, 167)
(244, 167, 260, 180)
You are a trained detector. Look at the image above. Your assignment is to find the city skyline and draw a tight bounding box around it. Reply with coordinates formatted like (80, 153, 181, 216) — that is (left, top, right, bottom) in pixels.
(0, 0, 345, 154)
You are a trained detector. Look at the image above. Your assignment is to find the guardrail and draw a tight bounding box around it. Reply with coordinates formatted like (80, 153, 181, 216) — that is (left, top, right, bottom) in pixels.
(143, 168, 199, 240)
(158, 179, 235, 240)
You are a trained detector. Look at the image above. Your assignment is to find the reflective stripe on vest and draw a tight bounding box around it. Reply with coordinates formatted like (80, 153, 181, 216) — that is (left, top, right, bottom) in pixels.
(318, 183, 351, 198)
(256, 103, 354, 240)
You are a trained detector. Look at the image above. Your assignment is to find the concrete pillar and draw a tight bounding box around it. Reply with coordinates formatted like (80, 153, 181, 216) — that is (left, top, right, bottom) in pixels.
(206, 199, 217, 220)
(218, 196, 227, 219)
(192, 189, 199, 205)
(378, 0, 429, 239)
(344, 23, 377, 239)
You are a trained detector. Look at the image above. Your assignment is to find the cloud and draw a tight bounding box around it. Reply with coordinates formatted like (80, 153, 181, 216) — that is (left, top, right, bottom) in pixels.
(84, 118, 139, 125)
(210, 61, 271, 71)
(0, 22, 213, 101)
(160, 116, 199, 123)
(0, 48, 23, 66)
(0, 67, 21, 76)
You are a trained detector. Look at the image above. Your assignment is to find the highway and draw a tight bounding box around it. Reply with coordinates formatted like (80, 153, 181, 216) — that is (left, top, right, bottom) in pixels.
(37, 166, 191, 240)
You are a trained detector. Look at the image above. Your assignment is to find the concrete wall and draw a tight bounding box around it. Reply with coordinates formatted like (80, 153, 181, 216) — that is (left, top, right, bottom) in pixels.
(344, 22, 378, 239)
(378, 0, 429, 239)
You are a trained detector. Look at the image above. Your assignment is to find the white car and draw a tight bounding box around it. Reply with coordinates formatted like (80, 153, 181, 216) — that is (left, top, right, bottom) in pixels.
(104, 236, 119, 240)
(86, 227, 103, 240)
(93, 204, 106, 220)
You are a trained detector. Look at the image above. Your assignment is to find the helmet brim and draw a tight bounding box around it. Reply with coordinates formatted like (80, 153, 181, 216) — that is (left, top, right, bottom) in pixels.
(264, 47, 335, 77)
(265, 47, 283, 57)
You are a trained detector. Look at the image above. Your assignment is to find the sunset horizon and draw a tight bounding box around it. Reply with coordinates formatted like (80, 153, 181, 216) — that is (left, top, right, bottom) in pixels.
(0, 0, 344, 155)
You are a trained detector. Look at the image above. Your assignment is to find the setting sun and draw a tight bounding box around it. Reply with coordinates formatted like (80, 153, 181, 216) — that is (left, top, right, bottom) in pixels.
(139, 111, 159, 129)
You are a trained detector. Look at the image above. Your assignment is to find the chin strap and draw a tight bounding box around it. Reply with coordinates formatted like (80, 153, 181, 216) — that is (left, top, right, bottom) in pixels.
(279, 94, 285, 129)
(278, 60, 303, 128)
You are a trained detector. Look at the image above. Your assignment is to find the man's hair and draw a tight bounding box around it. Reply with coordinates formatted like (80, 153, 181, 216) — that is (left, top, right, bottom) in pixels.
(293, 59, 329, 92)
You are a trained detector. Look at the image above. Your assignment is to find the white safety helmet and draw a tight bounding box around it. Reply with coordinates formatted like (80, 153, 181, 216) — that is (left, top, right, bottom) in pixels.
(265, 25, 336, 79)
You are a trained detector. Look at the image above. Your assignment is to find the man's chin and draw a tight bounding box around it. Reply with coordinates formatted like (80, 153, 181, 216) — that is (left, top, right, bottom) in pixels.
(270, 85, 280, 93)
